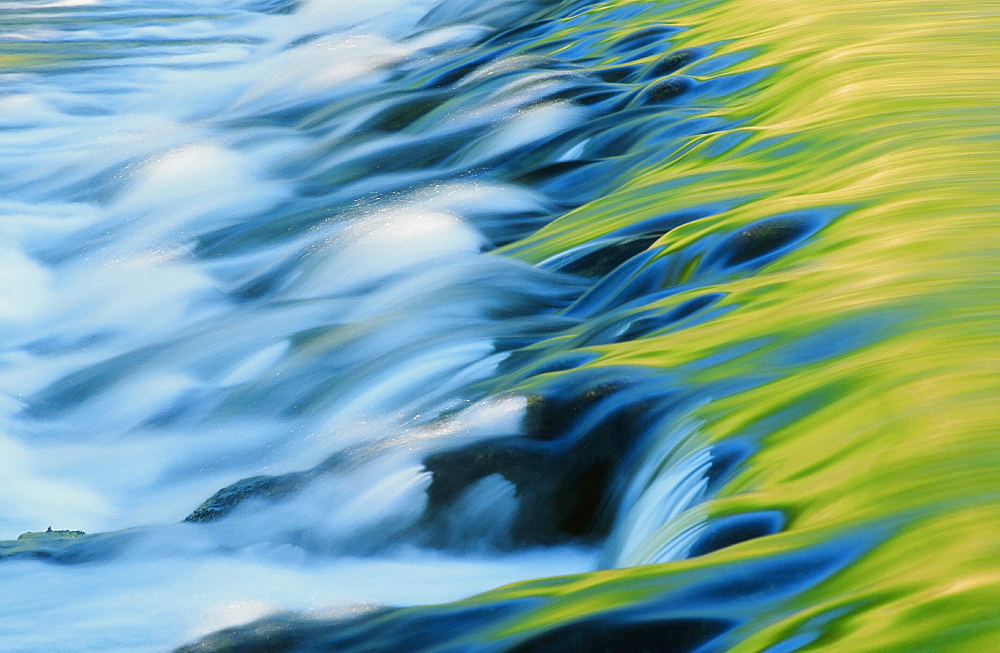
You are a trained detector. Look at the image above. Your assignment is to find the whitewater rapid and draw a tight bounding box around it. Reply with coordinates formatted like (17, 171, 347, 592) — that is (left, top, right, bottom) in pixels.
(1, 0, 605, 650)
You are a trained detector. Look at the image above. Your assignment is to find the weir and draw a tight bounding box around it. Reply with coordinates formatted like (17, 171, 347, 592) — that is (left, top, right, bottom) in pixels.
(1, 0, 996, 651)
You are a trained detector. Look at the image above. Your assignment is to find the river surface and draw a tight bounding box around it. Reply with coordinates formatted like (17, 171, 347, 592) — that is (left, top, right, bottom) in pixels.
(1, 1, 996, 652)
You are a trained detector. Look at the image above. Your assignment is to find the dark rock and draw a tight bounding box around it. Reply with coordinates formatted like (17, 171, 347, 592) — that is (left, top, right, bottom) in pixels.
(422, 380, 670, 546)
(512, 159, 601, 187)
(645, 48, 699, 78)
(522, 382, 626, 442)
(185, 473, 309, 523)
(572, 87, 627, 107)
(175, 600, 532, 653)
(363, 91, 453, 131)
(174, 610, 394, 653)
(507, 617, 734, 653)
(636, 76, 694, 105)
(705, 214, 819, 269)
(557, 235, 661, 278)
(593, 64, 643, 83)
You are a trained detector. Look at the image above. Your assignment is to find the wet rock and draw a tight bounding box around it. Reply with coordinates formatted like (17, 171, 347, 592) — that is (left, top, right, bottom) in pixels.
(508, 617, 734, 653)
(556, 235, 662, 278)
(175, 600, 530, 653)
(174, 609, 395, 653)
(363, 91, 453, 131)
(522, 382, 628, 442)
(185, 473, 309, 523)
(422, 380, 667, 545)
(571, 87, 627, 107)
(513, 159, 599, 186)
(20, 527, 86, 539)
(635, 76, 695, 105)
(0, 529, 136, 563)
(593, 64, 643, 83)
(705, 214, 819, 269)
(645, 48, 699, 78)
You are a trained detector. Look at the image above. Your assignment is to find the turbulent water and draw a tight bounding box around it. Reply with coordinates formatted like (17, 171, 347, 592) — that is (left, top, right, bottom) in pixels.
(1, 0, 996, 651)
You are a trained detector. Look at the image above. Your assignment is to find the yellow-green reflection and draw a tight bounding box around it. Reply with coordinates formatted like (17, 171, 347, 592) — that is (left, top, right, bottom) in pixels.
(484, 0, 999, 648)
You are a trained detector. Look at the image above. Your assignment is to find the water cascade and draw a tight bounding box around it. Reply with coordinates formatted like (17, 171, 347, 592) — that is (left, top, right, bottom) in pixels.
(1, 0, 996, 651)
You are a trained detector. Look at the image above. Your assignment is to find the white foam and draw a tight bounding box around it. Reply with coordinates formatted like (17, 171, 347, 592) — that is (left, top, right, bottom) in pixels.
(289, 210, 485, 297)
(0, 246, 53, 326)
(0, 94, 62, 128)
(0, 435, 114, 538)
(458, 101, 587, 165)
(220, 341, 290, 386)
(0, 1, 597, 649)
(0, 546, 596, 653)
(110, 143, 290, 250)
(412, 180, 553, 218)
(229, 35, 408, 115)
(291, 0, 434, 37)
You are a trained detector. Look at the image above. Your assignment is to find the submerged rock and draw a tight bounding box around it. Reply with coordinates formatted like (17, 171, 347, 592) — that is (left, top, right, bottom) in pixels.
(556, 235, 663, 278)
(18, 527, 86, 539)
(704, 214, 820, 269)
(645, 48, 700, 78)
(635, 76, 695, 105)
(507, 616, 734, 653)
(0, 528, 135, 563)
(175, 601, 530, 653)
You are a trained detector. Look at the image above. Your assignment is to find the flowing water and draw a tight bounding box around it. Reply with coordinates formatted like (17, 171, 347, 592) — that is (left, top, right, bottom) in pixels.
(0, 0, 996, 651)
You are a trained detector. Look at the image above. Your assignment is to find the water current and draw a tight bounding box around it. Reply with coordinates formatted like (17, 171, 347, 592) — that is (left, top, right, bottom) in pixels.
(1, 0, 996, 651)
